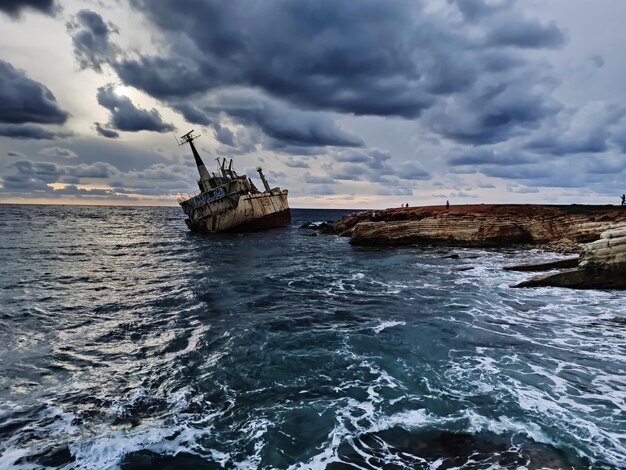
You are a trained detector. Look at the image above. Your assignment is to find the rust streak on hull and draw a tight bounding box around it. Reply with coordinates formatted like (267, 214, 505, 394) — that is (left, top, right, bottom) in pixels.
(185, 191, 290, 233)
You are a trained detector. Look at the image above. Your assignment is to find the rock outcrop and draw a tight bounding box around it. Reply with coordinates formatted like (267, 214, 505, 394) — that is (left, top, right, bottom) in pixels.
(503, 257, 579, 272)
(320, 205, 626, 250)
(514, 224, 626, 289)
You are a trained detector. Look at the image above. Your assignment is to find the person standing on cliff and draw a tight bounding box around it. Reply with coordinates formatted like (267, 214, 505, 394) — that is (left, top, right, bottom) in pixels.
(621, 194, 625, 206)
(446, 200, 450, 211)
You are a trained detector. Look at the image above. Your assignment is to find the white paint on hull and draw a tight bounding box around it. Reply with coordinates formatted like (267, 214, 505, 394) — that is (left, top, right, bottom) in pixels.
(186, 190, 290, 232)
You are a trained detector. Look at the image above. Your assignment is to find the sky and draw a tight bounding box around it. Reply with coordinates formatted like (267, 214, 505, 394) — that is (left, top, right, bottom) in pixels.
(1, 0, 626, 209)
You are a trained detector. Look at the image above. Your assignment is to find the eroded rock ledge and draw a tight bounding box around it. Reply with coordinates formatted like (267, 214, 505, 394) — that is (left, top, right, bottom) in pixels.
(320, 204, 626, 251)
(514, 224, 626, 289)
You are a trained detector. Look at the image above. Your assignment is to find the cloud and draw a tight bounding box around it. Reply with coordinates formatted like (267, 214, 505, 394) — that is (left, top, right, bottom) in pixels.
(100, 0, 569, 161)
(213, 122, 235, 146)
(67, 9, 120, 72)
(96, 84, 175, 133)
(486, 19, 565, 49)
(396, 161, 431, 180)
(117, 0, 436, 117)
(327, 147, 430, 183)
(304, 173, 335, 184)
(284, 159, 310, 169)
(0, 0, 56, 18)
(63, 1, 572, 162)
(115, 56, 215, 98)
(1, 160, 100, 192)
(448, 148, 539, 166)
(175, 91, 363, 149)
(0, 60, 70, 140)
(425, 75, 561, 145)
(175, 103, 212, 126)
(448, 0, 511, 22)
(94, 122, 120, 139)
(1, 158, 197, 199)
(308, 184, 336, 196)
(0, 124, 72, 140)
(117, 0, 526, 119)
(525, 102, 625, 156)
(0, 60, 69, 125)
(38, 147, 78, 158)
(376, 185, 414, 196)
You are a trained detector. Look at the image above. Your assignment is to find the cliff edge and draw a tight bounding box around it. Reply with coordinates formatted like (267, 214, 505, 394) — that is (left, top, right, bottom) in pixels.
(320, 204, 626, 251)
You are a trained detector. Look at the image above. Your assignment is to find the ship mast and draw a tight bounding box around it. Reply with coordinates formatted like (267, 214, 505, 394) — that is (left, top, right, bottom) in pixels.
(180, 130, 211, 187)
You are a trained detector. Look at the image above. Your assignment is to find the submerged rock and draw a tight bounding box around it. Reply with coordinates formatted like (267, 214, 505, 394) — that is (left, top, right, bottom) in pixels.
(514, 224, 626, 289)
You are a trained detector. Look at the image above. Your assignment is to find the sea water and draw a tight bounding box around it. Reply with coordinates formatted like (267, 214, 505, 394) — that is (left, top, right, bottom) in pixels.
(0, 205, 624, 469)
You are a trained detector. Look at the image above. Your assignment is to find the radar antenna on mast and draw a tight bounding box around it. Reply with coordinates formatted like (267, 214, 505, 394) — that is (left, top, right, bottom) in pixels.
(179, 129, 200, 146)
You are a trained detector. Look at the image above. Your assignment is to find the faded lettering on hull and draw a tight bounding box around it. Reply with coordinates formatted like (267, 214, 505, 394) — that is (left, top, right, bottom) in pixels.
(186, 191, 290, 233)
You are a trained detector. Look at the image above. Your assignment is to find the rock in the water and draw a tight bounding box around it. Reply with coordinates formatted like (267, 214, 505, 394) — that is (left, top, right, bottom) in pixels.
(504, 257, 579, 272)
(514, 224, 626, 289)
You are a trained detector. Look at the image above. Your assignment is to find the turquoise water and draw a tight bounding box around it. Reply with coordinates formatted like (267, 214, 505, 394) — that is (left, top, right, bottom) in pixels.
(0, 205, 624, 469)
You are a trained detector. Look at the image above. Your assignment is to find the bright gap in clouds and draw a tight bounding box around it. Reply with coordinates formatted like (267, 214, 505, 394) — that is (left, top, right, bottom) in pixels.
(113, 85, 131, 97)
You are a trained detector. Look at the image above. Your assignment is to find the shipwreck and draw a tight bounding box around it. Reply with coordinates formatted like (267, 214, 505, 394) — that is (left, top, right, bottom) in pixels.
(177, 130, 290, 232)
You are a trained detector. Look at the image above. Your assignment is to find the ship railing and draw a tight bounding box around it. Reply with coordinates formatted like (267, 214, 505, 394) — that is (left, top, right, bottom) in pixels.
(177, 192, 199, 204)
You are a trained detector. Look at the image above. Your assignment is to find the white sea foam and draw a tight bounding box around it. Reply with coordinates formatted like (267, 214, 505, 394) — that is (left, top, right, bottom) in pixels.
(372, 320, 406, 334)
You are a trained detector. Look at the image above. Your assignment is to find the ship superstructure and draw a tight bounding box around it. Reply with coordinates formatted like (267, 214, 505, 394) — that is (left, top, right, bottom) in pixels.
(177, 130, 290, 232)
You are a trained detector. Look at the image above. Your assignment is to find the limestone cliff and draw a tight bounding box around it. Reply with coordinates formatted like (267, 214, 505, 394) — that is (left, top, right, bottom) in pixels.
(321, 204, 626, 250)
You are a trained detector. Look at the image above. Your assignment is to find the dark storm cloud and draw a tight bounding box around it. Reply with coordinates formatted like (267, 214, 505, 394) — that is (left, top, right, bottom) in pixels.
(0, 0, 56, 17)
(0, 60, 68, 125)
(229, 104, 364, 148)
(103, 0, 568, 153)
(426, 75, 561, 145)
(0, 124, 72, 140)
(174, 103, 212, 126)
(213, 123, 235, 146)
(94, 122, 120, 139)
(115, 57, 215, 99)
(524, 103, 625, 156)
(117, 0, 454, 117)
(396, 161, 431, 180)
(175, 93, 363, 148)
(263, 142, 324, 156)
(96, 84, 175, 133)
(67, 10, 120, 72)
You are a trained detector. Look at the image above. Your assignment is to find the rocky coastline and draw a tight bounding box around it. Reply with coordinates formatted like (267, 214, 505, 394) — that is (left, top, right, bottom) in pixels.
(312, 204, 626, 289)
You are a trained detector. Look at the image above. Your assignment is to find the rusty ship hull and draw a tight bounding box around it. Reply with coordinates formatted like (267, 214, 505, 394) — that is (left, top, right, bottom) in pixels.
(176, 130, 290, 233)
(185, 190, 290, 233)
